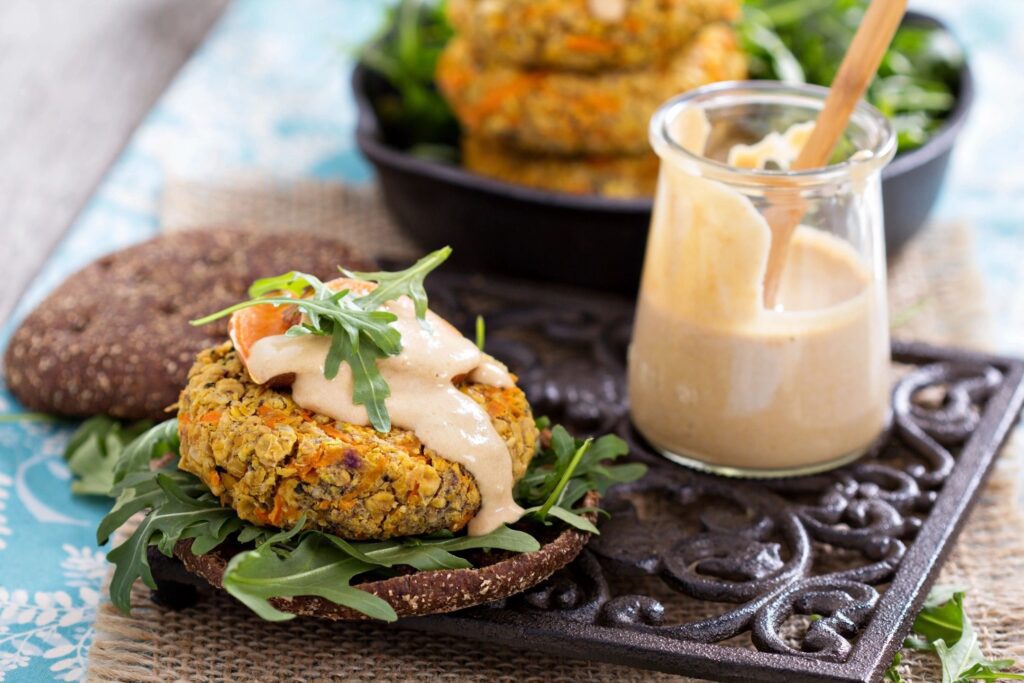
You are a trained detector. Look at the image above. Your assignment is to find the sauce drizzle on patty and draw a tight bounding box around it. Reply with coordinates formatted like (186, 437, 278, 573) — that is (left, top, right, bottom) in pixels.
(241, 282, 522, 536)
(587, 0, 627, 22)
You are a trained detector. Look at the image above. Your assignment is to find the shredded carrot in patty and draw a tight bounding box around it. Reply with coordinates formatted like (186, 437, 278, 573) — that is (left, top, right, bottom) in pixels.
(199, 411, 221, 424)
(268, 491, 293, 526)
(461, 75, 540, 126)
(564, 35, 615, 54)
(257, 405, 287, 428)
(322, 424, 346, 440)
(622, 16, 642, 32)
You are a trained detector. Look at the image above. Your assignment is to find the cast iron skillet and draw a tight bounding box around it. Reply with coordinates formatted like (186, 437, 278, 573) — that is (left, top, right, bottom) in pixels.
(353, 11, 973, 294)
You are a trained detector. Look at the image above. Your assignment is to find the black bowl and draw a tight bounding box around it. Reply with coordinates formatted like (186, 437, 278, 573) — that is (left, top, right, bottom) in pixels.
(353, 11, 973, 293)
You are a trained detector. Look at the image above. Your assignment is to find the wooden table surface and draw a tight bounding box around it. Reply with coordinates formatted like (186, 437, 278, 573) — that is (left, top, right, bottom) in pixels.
(1, 0, 229, 326)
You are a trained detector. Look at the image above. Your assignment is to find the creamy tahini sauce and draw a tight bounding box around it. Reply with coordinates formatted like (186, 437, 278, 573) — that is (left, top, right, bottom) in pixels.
(588, 0, 626, 23)
(628, 115, 889, 470)
(727, 121, 815, 170)
(244, 291, 521, 536)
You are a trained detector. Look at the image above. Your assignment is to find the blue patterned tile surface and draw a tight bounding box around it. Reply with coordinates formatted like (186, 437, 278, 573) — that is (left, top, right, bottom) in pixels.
(0, 0, 1021, 679)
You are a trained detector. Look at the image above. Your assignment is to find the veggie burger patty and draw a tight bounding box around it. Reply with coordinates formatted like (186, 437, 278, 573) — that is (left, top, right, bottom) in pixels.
(437, 24, 747, 155)
(462, 136, 659, 199)
(447, 0, 741, 72)
(178, 342, 539, 540)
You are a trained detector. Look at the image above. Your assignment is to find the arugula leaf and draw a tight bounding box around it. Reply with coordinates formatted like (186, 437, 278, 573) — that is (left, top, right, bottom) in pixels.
(106, 472, 239, 613)
(884, 652, 904, 682)
(351, 524, 540, 571)
(890, 587, 1024, 682)
(357, 0, 459, 155)
(475, 315, 485, 351)
(97, 469, 208, 545)
(191, 249, 448, 433)
(521, 504, 599, 534)
(907, 590, 968, 648)
(99, 414, 644, 622)
(922, 584, 969, 610)
(223, 533, 396, 622)
(739, 0, 964, 154)
(535, 437, 592, 522)
(516, 424, 643, 535)
(247, 271, 310, 298)
(63, 416, 153, 496)
(342, 339, 392, 432)
(342, 246, 452, 322)
(112, 419, 180, 486)
(516, 428, 635, 511)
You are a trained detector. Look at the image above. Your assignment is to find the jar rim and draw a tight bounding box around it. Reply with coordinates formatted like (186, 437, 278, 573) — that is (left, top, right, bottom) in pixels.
(649, 80, 898, 189)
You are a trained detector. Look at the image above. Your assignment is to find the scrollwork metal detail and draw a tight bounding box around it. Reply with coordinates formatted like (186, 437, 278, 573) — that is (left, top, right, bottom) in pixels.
(426, 273, 1006, 662)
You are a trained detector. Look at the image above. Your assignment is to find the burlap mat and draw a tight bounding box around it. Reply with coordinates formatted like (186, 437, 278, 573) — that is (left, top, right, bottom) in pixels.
(85, 179, 1021, 682)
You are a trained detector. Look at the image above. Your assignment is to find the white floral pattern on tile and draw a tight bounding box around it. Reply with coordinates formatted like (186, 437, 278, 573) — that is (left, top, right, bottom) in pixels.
(0, 546, 104, 682)
(0, 474, 11, 552)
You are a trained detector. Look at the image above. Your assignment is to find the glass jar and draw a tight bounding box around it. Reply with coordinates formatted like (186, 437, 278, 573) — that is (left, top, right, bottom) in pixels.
(628, 81, 897, 477)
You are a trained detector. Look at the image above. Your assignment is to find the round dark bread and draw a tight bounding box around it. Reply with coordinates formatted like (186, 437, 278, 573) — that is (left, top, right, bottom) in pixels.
(172, 493, 598, 621)
(3, 229, 374, 421)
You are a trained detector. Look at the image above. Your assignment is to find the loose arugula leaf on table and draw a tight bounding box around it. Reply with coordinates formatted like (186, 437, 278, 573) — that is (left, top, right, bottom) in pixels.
(884, 652, 904, 682)
(190, 247, 450, 432)
(63, 416, 153, 496)
(883, 587, 1024, 682)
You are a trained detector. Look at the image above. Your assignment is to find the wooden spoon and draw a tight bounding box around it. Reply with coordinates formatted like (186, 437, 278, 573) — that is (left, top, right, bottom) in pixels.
(762, 0, 907, 308)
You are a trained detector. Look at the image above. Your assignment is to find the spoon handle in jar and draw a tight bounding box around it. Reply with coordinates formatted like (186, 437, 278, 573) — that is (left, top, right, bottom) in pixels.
(763, 0, 907, 307)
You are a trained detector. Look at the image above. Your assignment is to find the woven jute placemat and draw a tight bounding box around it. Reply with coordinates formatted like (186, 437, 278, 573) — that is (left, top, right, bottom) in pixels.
(86, 179, 1020, 682)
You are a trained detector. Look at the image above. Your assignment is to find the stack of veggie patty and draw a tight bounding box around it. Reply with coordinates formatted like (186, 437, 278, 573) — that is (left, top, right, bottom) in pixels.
(437, 0, 746, 198)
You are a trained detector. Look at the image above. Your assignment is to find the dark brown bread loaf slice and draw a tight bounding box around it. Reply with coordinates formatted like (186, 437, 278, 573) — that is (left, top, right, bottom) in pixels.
(3, 229, 373, 420)
(172, 492, 598, 620)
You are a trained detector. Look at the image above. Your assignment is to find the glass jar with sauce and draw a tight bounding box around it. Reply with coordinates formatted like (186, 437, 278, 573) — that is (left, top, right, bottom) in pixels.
(628, 81, 897, 477)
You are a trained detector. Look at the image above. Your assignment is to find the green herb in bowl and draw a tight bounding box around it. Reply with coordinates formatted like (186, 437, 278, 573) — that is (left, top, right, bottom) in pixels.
(739, 0, 965, 153)
(357, 0, 458, 159)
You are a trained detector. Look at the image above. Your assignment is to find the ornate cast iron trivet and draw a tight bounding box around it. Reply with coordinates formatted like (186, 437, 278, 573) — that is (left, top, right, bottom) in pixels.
(151, 273, 1024, 683)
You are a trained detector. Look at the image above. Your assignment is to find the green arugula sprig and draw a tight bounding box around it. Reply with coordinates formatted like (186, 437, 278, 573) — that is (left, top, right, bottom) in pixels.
(88, 416, 645, 622)
(516, 423, 646, 534)
(475, 315, 486, 351)
(884, 586, 1024, 682)
(189, 247, 451, 432)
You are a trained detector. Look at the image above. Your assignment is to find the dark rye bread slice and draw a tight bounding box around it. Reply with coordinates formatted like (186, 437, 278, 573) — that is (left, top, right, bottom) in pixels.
(172, 494, 599, 621)
(3, 229, 374, 420)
